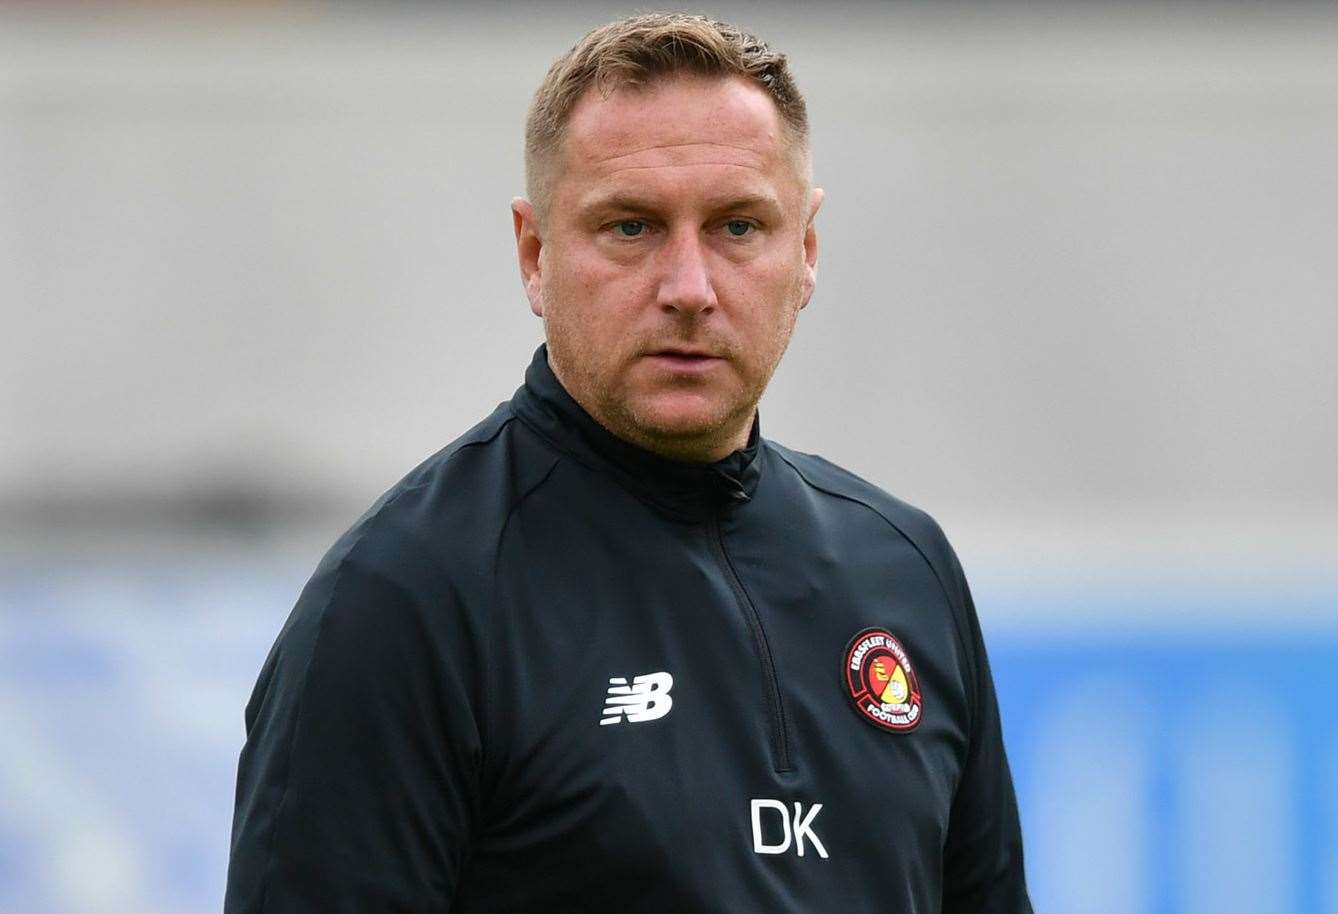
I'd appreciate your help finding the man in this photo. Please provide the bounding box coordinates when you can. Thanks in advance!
[225,13,1030,913]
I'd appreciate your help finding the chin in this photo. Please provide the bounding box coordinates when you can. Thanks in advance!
[628,398,739,445]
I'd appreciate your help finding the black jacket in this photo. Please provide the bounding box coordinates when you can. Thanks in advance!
[225,345,1031,913]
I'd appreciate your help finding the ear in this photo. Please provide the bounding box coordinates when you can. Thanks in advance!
[799,187,824,310]
[512,197,545,317]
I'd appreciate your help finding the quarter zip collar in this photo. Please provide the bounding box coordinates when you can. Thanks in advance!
[510,344,763,521]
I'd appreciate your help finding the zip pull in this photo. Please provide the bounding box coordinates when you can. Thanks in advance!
[711,468,752,505]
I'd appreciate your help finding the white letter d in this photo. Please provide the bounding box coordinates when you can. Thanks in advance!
[750,799,791,855]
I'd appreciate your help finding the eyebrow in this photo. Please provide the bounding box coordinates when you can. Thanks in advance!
[579,191,785,218]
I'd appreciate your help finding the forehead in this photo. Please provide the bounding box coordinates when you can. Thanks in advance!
[558,74,796,197]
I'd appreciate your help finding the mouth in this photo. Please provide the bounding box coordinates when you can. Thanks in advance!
[644,348,725,372]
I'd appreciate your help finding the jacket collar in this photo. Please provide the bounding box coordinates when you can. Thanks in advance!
[510,344,763,521]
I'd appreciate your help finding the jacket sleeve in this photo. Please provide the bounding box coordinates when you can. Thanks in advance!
[223,546,485,914]
[941,548,1033,914]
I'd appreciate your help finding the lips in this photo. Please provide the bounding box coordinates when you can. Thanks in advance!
[646,346,724,360]
[649,350,719,362]
[644,349,725,371]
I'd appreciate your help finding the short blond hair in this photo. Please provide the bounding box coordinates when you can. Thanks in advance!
[524,13,810,218]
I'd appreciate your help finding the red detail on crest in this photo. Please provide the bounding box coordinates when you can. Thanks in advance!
[842,627,923,733]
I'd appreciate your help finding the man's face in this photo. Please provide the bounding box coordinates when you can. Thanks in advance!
[513,74,823,462]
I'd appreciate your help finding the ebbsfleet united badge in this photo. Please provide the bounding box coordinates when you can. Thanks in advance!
[843,628,923,732]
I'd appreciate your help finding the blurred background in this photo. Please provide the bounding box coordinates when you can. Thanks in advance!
[2,2,1336,912]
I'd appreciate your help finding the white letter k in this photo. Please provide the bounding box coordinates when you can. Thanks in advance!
[792,802,828,859]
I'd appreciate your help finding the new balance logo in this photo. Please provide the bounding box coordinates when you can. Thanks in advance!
[600,672,674,725]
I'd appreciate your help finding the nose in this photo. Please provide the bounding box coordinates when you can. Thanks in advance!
[655,230,717,316]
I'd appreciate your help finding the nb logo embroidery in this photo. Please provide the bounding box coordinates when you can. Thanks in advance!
[600,672,674,725]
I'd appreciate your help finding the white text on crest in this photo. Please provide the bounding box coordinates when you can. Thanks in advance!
[849,635,886,671]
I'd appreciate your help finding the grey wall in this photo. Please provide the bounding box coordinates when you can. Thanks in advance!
[3,3,1335,583]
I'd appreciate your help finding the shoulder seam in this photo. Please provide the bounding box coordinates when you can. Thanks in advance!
[480,453,563,790]
[380,409,516,505]
[769,447,979,738]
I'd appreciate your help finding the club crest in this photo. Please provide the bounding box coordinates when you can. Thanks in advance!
[843,628,923,732]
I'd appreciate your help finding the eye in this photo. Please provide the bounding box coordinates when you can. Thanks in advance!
[725,219,755,237]
[613,220,647,238]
